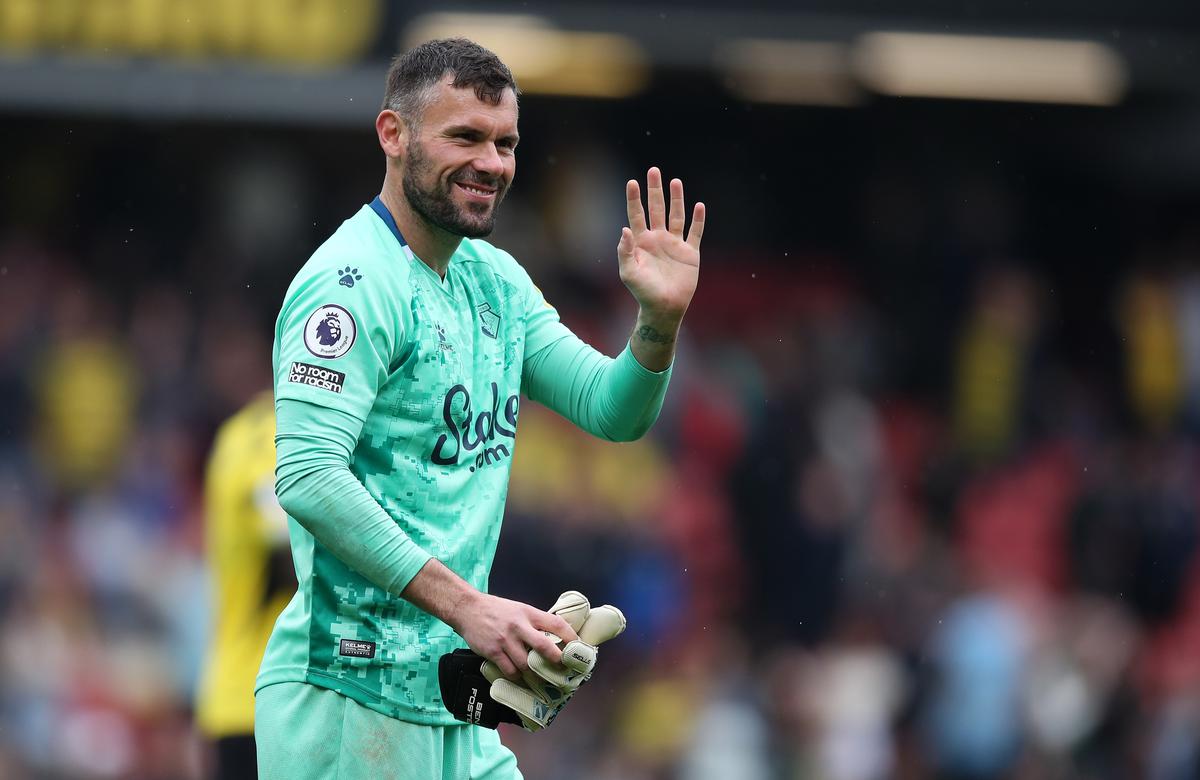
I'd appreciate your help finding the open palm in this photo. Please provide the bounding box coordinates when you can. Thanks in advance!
[618,167,705,320]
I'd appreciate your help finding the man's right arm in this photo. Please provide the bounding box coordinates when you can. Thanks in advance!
[274,399,431,595]
[274,400,575,677]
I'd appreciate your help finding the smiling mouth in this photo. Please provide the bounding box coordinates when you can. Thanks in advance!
[455,182,497,198]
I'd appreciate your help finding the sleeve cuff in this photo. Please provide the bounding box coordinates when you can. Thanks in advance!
[390,550,436,596]
[620,342,674,378]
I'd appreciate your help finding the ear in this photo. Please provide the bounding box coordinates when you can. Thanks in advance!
[376,110,408,160]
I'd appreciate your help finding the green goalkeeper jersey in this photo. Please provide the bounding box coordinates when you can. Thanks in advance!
[258,198,671,724]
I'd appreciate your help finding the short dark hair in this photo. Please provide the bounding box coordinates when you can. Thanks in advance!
[382,38,519,127]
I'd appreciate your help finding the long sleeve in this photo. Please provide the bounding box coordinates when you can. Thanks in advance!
[274,398,432,595]
[521,335,672,442]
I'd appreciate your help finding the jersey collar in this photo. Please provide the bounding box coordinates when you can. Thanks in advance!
[369,195,457,293]
[369,196,408,247]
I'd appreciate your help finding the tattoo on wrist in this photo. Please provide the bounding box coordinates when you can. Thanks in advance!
[635,325,675,345]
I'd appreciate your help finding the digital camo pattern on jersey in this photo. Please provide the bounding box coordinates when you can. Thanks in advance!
[260,200,571,724]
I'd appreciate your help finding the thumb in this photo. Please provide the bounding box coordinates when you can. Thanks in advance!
[617,227,636,267]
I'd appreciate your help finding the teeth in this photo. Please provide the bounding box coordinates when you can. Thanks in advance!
[461,184,493,196]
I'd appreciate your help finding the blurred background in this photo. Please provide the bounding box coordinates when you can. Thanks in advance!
[2,0,1200,778]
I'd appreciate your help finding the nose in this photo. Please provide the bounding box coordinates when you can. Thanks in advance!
[473,143,505,179]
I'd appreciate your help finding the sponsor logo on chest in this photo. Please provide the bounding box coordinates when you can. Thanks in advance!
[430,382,519,473]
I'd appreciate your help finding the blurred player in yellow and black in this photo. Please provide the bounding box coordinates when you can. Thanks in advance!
[196,391,295,779]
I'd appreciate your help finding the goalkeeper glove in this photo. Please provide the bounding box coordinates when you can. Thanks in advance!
[438,590,625,731]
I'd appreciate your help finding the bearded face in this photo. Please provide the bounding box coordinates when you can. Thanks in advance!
[402,136,509,239]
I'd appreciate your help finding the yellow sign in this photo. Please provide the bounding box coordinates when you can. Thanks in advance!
[0,0,382,66]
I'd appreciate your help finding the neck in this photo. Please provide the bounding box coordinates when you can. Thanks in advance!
[379,173,460,278]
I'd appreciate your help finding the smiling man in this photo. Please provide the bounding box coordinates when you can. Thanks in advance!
[254,38,704,780]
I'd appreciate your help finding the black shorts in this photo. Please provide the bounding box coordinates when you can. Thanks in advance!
[212,734,257,780]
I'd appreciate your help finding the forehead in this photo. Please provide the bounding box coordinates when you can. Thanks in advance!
[419,74,518,133]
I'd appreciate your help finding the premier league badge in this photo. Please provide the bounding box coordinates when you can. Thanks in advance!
[304,304,357,359]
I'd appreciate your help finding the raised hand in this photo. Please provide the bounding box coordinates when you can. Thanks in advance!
[618,167,705,322]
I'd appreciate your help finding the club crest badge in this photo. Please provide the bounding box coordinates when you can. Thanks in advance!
[477,302,500,339]
[304,304,357,359]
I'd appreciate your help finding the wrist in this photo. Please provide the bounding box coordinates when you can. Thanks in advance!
[634,310,682,349]
[630,311,682,373]
[635,308,684,334]
[405,558,482,633]
[446,586,483,633]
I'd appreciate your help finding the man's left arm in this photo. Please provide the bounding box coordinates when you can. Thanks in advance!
[617,166,704,371]
[521,167,704,440]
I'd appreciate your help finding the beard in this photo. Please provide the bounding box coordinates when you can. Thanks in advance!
[402,140,507,239]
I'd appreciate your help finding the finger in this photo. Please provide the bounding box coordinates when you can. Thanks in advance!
[646,167,666,231]
[533,611,580,645]
[503,637,533,676]
[617,226,635,264]
[668,178,685,237]
[579,605,627,645]
[489,651,519,680]
[527,611,578,651]
[686,201,706,250]
[625,179,647,234]
[617,228,637,284]
[546,591,590,631]
[524,626,565,665]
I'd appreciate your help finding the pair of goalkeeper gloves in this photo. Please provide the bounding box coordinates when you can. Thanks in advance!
[438,590,625,731]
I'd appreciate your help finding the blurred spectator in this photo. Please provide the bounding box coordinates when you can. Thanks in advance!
[952,266,1041,463]
[1119,273,1184,434]
[1175,268,1200,431]
[1022,596,1140,777]
[802,610,907,780]
[33,278,137,492]
[195,391,293,779]
[921,589,1029,780]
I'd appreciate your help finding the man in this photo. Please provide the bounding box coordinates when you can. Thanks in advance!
[195,391,294,779]
[255,38,704,779]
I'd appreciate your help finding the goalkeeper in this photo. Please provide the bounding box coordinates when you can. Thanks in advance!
[255,37,704,780]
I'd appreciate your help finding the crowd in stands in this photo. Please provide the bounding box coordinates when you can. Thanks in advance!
[2,122,1200,779]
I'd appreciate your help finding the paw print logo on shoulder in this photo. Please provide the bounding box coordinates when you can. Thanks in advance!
[337,266,363,288]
